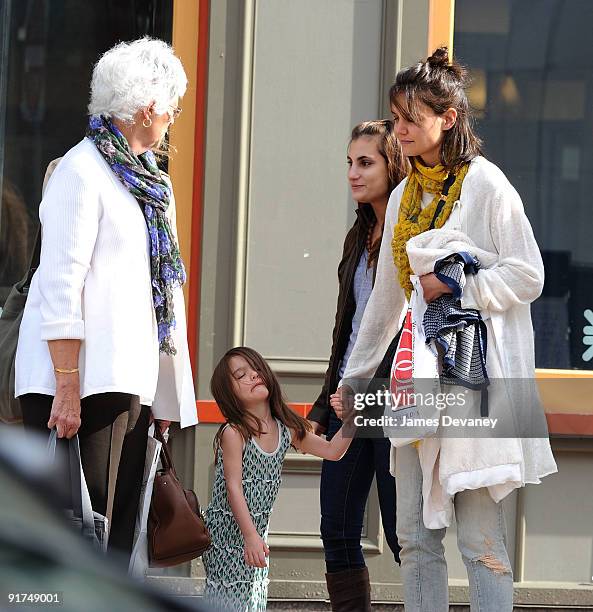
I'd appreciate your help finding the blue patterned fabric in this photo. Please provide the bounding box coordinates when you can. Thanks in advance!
[423,252,489,395]
[86,115,185,354]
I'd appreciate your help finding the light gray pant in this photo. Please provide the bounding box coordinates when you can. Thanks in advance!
[395,444,514,612]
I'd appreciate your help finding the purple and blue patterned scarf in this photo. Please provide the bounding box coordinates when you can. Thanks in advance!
[87,115,186,355]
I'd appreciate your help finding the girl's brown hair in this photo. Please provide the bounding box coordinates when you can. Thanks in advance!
[389,47,482,171]
[211,347,311,457]
[350,120,408,266]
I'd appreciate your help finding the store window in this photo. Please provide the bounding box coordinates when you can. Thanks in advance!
[0,0,173,306]
[454,0,593,370]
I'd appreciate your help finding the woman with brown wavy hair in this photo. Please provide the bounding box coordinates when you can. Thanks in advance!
[334,48,556,612]
[307,120,407,611]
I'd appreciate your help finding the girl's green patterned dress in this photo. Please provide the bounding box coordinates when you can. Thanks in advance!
[203,419,291,611]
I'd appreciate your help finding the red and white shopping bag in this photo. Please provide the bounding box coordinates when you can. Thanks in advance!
[386,276,441,447]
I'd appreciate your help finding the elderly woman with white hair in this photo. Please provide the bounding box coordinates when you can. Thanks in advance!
[15,38,198,557]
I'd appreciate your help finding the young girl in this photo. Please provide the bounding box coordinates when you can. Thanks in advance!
[202,346,355,612]
[333,48,557,612]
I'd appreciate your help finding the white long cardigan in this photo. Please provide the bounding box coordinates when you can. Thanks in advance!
[341,156,557,524]
[15,138,198,428]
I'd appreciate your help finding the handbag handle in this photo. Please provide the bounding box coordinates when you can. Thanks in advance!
[47,430,97,542]
[428,172,457,230]
[28,226,42,274]
[16,227,42,292]
[153,425,177,477]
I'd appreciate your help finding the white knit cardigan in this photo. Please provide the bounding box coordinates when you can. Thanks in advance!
[15,138,198,428]
[341,156,557,520]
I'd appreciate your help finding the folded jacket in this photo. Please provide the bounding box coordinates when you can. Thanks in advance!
[423,252,489,392]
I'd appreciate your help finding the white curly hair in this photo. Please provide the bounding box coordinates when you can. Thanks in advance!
[88,37,187,123]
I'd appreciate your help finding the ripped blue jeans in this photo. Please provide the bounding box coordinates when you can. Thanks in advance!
[395,444,513,612]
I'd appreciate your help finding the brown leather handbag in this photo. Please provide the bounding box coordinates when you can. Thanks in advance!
[147,427,211,567]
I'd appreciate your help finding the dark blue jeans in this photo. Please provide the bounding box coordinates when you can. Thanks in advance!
[320,410,401,573]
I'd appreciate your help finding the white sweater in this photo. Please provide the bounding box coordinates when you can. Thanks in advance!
[15,138,198,428]
[407,230,546,528]
[342,157,557,515]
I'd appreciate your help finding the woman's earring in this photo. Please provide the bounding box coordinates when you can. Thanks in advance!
[142,117,153,128]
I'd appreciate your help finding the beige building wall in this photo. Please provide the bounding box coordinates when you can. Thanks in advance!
[191,0,408,594]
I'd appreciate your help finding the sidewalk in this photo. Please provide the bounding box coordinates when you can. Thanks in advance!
[146,576,593,611]
[172,601,593,611]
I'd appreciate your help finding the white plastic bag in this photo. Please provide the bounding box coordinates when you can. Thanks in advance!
[47,430,109,552]
[128,432,162,577]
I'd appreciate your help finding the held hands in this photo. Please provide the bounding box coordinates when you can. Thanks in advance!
[149,411,172,434]
[157,419,172,434]
[329,389,345,420]
[419,273,453,303]
[47,374,81,439]
[329,386,355,425]
[244,532,270,568]
[308,420,326,436]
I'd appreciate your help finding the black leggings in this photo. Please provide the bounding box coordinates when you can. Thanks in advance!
[320,329,404,573]
[320,410,401,573]
[20,392,150,557]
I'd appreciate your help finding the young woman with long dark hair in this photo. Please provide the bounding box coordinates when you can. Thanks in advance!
[308,120,407,611]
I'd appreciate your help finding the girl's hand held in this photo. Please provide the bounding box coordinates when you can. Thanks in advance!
[330,385,355,422]
[329,391,344,419]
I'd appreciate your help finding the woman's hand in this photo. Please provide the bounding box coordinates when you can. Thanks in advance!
[244,532,269,568]
[149,413,172,434]
[48,374,81,438]
[157,419,171,433]
[419,273,453,303]
[47,340,82,438]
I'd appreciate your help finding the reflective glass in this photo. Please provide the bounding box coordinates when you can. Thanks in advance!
[0,0,173,306]
[455,0,593,369]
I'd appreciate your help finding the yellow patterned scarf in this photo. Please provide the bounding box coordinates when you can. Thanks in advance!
[392,159,469,298]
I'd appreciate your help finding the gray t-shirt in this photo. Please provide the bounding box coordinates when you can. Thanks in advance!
[338,249,374,379]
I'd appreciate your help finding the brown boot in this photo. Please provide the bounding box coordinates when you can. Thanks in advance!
[325,567,372,611]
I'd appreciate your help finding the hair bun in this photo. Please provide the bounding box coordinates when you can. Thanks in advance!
[427,46,450,68]
[426,46,465,81]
